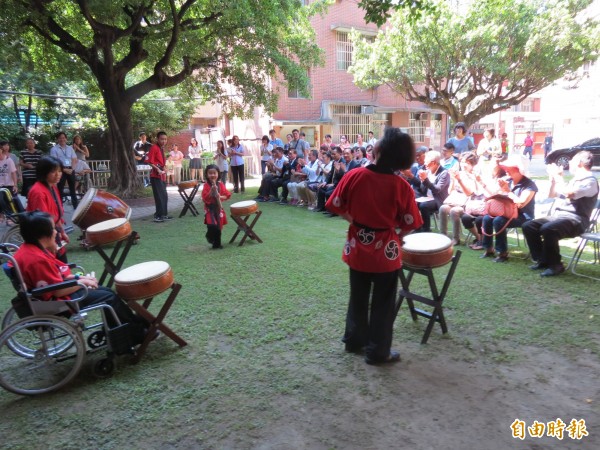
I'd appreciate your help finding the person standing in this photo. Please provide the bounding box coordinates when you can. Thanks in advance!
[202,164,231,249]
[543,132,553,159]
[259,135,273,175]
[214,140,229,184]
[170,144,184,185]
[72,135,90,161]
[50,131,79,209]
[448,122,475,155]
[367,131,377,147]
[523,131,534,161]
[133,132,152,187]
[187,137,204,182]
[146,131,171,222]
[500,132,510,157]
[0,141,18,196]
[19,138,44,197]
[229,135,245,193]
[325,127,423,364]
[269,129,283,150]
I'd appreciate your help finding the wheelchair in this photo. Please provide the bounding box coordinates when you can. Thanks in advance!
[0,243,137,395]
[0,188,24,247]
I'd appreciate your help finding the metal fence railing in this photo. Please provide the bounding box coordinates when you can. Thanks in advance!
[88,156,255,188]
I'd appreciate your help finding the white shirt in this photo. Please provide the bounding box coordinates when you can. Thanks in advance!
[50,144,77,168]
[230,144,245,167]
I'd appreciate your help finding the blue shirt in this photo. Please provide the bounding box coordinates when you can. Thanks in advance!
[270,138,283,149]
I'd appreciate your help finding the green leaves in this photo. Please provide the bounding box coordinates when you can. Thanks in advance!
[351,0,599,127]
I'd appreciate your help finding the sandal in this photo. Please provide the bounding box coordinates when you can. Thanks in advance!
[469,241,483,250]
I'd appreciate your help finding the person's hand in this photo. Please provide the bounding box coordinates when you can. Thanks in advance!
[418,169,428,181]
[498,178,510,193]
[400,169,413,178]
[80,276,98,289]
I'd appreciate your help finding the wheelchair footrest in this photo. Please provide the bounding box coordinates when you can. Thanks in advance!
[107,324,134,355]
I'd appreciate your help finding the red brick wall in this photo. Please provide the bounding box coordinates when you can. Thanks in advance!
[167,130,195,157]
[273,0,433,122]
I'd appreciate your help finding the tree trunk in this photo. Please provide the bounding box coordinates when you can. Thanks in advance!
[103,95,140,198]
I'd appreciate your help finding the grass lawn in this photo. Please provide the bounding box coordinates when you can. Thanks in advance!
[1,189,599,449]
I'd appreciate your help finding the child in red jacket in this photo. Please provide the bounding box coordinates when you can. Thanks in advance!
[202,164,231,249]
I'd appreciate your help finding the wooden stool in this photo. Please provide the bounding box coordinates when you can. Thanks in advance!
[85,218,138,288]
[394,233,461,344]
[229,200,263,247]
[114,261,187,363]
[177,180,200,217]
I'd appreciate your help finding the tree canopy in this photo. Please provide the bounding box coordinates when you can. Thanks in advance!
[351,0,600,128]
[2,0,322,195]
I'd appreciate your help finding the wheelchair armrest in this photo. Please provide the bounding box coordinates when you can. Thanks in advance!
[31,279,79,295]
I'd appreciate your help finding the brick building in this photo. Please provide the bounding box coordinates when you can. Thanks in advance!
[271,0,448,149]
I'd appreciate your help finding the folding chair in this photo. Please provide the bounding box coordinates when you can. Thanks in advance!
[567,199,600,280]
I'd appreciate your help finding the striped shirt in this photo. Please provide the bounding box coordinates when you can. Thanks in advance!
[20,150,44,180]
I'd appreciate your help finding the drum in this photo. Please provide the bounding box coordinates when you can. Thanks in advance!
[230,200,258,216]
[72,188,132,230]
[114,261,174,301]
[178,180,198,190]
[85,218,131,247]
[402,233,454,269]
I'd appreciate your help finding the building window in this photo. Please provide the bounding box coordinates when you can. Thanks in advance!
[511,98,535,112]
[407,113,427,142]
[331,104,372,143]
[336,31,374,71]
[288,73,310,99]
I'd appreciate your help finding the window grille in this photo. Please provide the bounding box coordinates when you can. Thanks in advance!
[511,98,534,112]
[336,32,374,71]
[407,113,427,142]
[331,104,372,144]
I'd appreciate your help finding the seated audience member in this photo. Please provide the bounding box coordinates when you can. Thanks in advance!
[290,149,321,206]
[523,151,599,276]
[465,165,506,250]
[399,146,428,196]
[277,149,299,204]
[441,142,460,171]
[415,151,450,232]
[439,152,478,245]
[353,147,369,167]
[13,211,150,346]
[256,147,287,201]
[74,158,92,194]
[341,148,361,173]
[314,147,344,213]
[480,157,538,262]
[308,151,332,210]
[365,145,375,166]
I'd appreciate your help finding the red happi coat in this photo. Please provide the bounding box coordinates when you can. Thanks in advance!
[202,181,231,229]
[325,166,423,272]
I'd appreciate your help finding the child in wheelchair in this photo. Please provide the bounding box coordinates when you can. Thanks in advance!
[11,211,150,349]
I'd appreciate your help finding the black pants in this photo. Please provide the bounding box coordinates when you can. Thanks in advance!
[269,177,285,198]
[76,287,147,344]
[150,177,168,218]
[231,165,245,193]
[258,174,274,197]
[205,224,222,248]
[317,185,335,209]
[522,216,584,266]
[418,200,438,232]
[58,171,79,209]
[281,179,291,200]
[343,269,399,361]
[21,178,36,197]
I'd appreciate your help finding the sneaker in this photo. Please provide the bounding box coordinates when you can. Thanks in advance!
[469,241,484,250]
[153,217,164,223]
[297,201,305,207]
[493,252,509,263]
[278,199,288,204]
[162,216,174,220]
[268,197,280,202]
[540,264,565,277]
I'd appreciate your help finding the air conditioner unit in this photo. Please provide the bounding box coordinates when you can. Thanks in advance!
[361,105,375,115]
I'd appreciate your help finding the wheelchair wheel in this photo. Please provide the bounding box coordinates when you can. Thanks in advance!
[0,316,85,395]
[1,308,75,359]
[87,330,106,349]
[2,226,23,247]
[93,357,114,378]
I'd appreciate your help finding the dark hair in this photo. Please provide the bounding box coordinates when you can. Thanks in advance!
[324,151,332,159]
[310,149,318,158]
[454,122,466,133]
[269,129,276,134]
[368,131,374,135]
[491,166,506,179]
[19,211,55,245]
[0,140,8,147]
[357,147,366,158]
[156,131,167,138]
[319,144,329,152]
[139,132,147,138]
[443,142,456,151]
[217,140,225,150]
[375,127,415,172]
[275,146,285,153]
[486,128,496,138]
[36,156,63,182]
[204,164,220,181]
[292,129,299,133]
[261,135,269,143]
[331,146,342,155]
[55,131,67,139]
[325,134,332,139]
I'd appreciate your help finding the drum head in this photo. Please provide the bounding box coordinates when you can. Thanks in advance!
[72,188,97,223]
[115,261,171,284]
[231,200,256,208]
[86,218,128,233]
[403,232,452,253]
